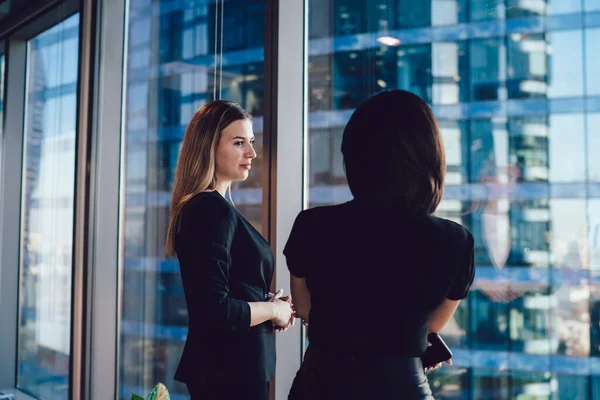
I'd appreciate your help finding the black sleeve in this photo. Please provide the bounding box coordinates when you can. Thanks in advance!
[283,210,310,278]
[178,194,251,333]
[447,231,476,301]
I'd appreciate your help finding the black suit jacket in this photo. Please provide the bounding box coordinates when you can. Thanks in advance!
[174,191,276,384]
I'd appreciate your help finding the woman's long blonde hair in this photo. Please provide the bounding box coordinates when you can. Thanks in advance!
[165,100,251,257]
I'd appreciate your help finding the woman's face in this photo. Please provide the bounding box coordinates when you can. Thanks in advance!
[215,118,256,185]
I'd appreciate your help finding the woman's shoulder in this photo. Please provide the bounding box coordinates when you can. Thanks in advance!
[300,202,352,216]
[186,190,229,206]
[426,215,473,247]
[294,203,350,225]
[182,191,236,221]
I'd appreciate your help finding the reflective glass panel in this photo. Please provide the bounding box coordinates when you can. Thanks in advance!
[119,1,265,398]
[17,14,80,400]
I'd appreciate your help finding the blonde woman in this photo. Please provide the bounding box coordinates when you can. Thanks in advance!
[166,100,294,400]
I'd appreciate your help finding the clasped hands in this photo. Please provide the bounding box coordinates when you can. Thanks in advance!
[267,289,296,332]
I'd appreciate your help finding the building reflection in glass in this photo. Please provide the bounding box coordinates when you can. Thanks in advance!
[120,1,265,398]
[305,1,600,398]
[117,0,600,398]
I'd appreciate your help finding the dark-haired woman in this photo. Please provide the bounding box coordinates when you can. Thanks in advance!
[285,90,475,399]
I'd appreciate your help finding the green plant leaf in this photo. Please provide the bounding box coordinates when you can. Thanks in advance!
[130,392,145,400]
[147,383,170,400]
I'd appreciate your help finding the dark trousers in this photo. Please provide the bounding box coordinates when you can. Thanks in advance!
[289,344,434,400]
[187,381,269,400]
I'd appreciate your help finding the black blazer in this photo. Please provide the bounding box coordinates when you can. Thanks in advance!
[174,191,276,384]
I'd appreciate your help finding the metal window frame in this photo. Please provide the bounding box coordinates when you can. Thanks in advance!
[273,0,308,399]
[0,35,27,394]
[71,0,97,398]
[0,1,101,399]
[0,32,64,400]
[86,0,126,398]
[0,1,81,392]
[0,0,70,39]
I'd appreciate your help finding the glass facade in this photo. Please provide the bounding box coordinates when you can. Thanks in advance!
[306,0,600,398]
[17,14,80,400]
[119,1,265,398]
[4,1,600,399]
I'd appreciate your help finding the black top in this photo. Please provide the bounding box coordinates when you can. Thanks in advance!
[284,200,475,358]
[174,191,276,384]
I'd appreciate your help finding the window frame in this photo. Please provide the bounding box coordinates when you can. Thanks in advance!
[0,1,91,399]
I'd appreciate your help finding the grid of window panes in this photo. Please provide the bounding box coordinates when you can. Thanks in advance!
[308,0,600,398]
[119,1,265,399]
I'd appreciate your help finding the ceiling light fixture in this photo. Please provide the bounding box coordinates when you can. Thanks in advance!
[377,36,401,46]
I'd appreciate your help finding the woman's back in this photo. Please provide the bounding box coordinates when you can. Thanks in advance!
[286,90,474,399]
[284,200,474,358]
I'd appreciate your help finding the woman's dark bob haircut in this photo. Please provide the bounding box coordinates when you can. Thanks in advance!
[341,90,445,214]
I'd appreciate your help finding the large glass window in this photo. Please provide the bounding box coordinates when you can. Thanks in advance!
[396,0,431,29]
[469,118,510,184]
[473,368,510,399]
[586,29,600,97]
[432,41,468,104]
[590,200,600,275]
[547,0,582,15]
[470,38,506,102]
[588,114,600,182]
[307,0,600,397]
[547,30,584,99]
[469,0,504,22]
[508,116,549,182]
[506,0,545,19]
[17,14,80,400]
[507,33,547,100]
[432,0,467,26]
[439,120,469,184]
[429,366,471,398]
[119,1,265,398]
[548,114,586,182]
[587,0,600,11]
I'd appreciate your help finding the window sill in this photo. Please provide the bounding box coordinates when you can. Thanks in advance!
[0,389,38,400]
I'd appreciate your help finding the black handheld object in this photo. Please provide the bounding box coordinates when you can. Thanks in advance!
[421,333,452,369]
